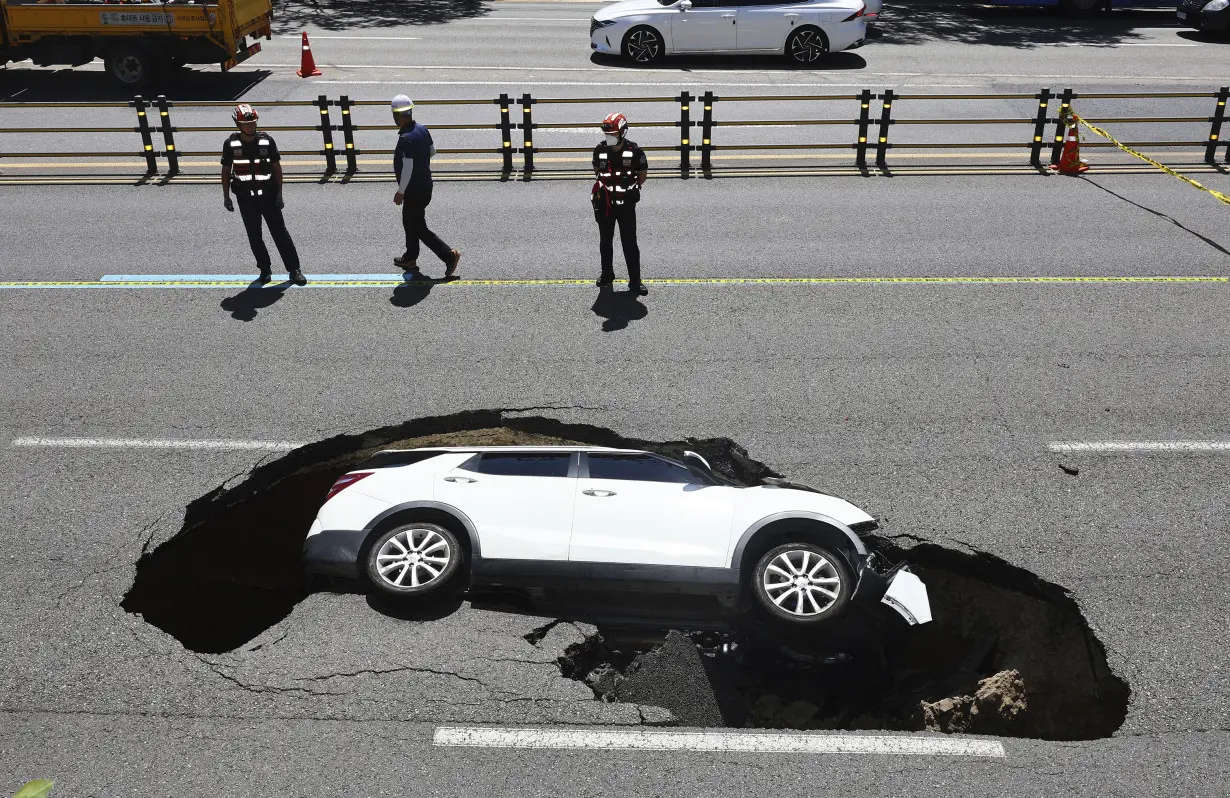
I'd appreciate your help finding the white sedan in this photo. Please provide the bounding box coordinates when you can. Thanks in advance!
[590,0,869,65]
[303,445,931,628]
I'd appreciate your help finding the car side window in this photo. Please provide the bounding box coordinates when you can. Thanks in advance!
[588,454,699,484]
[467,453,572,478]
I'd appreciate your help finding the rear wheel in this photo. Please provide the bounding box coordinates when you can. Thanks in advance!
[786,27,829,65]
[105,44,155,88]
[751,542,852,626]
[623,26,664,64]
[364,522,464,600]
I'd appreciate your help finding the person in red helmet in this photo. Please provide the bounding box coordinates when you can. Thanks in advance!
[221,103,306,286]
[592,111,649,296]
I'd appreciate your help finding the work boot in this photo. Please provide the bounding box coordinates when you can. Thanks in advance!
[630,282,648,296]
[445,249,461,278]
[257,268,272,285]
[289,269,307,286]
[394,255,417,271]
[596,275,614,288]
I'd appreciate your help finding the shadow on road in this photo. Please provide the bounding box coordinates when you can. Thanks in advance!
[591,286,648,332]
[272,0,491,33]
[0,67,270,104]
[220,282,291,321]
[591,52,866,72]
[877,6,1182,47]
[1077,176,1230,258]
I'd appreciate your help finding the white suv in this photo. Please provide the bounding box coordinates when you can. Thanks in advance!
[303,446,931,628]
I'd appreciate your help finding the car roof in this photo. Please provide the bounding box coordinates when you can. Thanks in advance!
[373,445,646,454]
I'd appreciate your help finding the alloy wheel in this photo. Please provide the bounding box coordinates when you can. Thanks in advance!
[627,29,662,63]
[790,30,826,64]
[375,527,452,588]
[761,549,842,617]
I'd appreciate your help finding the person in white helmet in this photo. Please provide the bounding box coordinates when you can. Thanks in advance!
[390,94,460,280]
[220,103,306,286]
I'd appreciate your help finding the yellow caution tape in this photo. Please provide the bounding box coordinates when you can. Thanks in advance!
[1076,117,1230,206]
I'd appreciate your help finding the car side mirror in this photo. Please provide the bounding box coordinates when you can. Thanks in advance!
[679,0,692,9]
[682,450,712,472]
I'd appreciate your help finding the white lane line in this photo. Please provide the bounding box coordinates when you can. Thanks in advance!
[277,35,421,40]
[1046,42,1199,47]
[311,81,985,88]
[432,727,1007,757]
[12,437,304,451]
[1049,441,1230,453]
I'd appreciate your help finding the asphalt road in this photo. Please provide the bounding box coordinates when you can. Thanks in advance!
[1,2,1229,797]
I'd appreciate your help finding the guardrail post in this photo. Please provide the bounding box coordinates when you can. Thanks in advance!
[1205,85,1228,166]
[337,95,357,174]
[497,93,514,174]
[154,95,178,176]
[130,94,158,176]
[855,88,872,170]
[1050,87,1074,166]
[875,89,894,169]
[520,93,535,176]
[1030,87,1051,169]
[316,94,336,177]
[679,91,692,177]
[700,90,714,174]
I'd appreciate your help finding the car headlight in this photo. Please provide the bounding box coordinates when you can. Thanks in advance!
[1205,0,1228,11]
[590,18,618,35]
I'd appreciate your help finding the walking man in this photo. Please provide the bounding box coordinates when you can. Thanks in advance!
[391,94,460,279]
[221,104,306,286]
[592,112,649,296]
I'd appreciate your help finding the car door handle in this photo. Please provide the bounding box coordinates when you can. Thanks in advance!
[721,13,736,18]
[785,12,799,17]
[443,476,476,483]
[582,489,616,497]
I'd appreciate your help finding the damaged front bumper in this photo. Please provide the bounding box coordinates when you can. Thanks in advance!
[854,553,933,625]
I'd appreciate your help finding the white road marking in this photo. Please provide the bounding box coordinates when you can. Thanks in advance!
[1046,43,1199,47]
[1049,441,1230,453]
[11,437,304,451]
[277,35,422,40]
[432,727,1007,757]
[311,81,986,88]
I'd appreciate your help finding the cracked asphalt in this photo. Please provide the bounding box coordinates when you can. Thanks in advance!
[1,2,1229,795]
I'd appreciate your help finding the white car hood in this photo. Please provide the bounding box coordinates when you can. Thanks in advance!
[737,484,876,528]
[595,0,672,22]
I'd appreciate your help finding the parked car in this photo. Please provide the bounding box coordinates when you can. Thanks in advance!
[589,0,869,66]
[303,446,932,628]
[1177,0,1230,32]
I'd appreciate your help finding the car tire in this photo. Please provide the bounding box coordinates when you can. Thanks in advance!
[786,27,829,66]
[105,43,156,88]
[363,522,463,600]
[750,542,851,626]
[623,26,664,64]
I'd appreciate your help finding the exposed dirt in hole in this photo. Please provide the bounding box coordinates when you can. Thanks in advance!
[121,409,1128,739]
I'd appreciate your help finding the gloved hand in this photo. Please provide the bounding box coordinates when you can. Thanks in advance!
[224,196,234,212]
[276,195,285,210]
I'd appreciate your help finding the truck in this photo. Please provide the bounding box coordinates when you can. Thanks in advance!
[0,0,273,87]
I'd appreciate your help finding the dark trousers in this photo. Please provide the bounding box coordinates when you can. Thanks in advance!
[236,190,299,272]
[597,203,641,285]
[402,186,453,264]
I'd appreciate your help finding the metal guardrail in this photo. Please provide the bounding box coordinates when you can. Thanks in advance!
[0,87,1226,179]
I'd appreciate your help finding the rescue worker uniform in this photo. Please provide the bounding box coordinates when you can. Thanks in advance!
[392,99,459,277]
[221,130,304,284]
[592,128,648,295]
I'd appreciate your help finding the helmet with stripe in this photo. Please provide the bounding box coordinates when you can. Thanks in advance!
[601,112,628,138]
[232,104,259,124]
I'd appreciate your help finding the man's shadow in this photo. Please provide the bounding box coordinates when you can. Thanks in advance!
[390,273,437,307]
[220,281,290,321]
[591,285,648,332]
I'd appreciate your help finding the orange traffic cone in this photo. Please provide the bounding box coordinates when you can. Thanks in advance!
[1050,121,1088,175]
[296,31,322,78]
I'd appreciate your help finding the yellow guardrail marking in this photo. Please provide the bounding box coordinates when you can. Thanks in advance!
[0,276,1225,289]
[1077,118,1230,206]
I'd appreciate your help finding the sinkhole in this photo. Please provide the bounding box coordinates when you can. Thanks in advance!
[121,409,1128,740]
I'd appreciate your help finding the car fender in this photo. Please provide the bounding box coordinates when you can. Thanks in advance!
[728,510,868,570]
[363,500,483,561]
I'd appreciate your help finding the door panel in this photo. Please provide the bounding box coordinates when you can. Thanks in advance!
[671,2,738,52]
[736,1,801,51]
[433,453,576,561]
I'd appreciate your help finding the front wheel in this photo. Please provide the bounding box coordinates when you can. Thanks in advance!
[364,522,463,600]
[105,44,155,87]
[623,26,664,64]
[786,27,828,65]
[751,542,851,626]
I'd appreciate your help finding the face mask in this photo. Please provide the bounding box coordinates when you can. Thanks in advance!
[604,134,620,146]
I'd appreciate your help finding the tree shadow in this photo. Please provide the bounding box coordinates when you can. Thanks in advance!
[876,6,1176,47]
[0,66,270,104]
[591,285,648,332]
[273,0,492,33]
[591,52,867,72]
[220,282,291,321]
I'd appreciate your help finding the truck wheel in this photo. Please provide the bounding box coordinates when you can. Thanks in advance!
[105,44,155,88]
